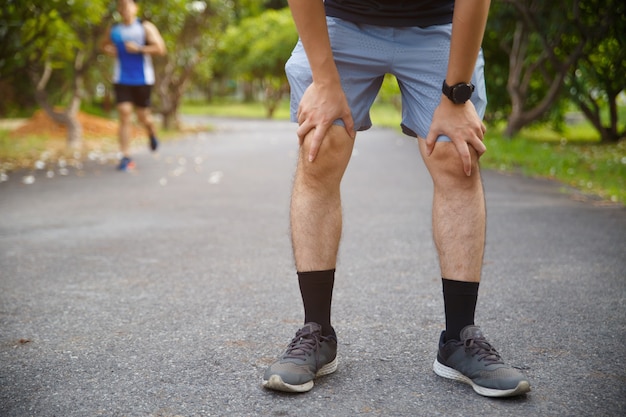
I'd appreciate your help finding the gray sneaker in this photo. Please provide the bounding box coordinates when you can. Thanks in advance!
[262,322,338,393]
[433,325,531,397]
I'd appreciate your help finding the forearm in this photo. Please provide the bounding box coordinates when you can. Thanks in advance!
[101,43,117,56]
[141,43,165,56]
[287,0,339,86]
[99,28,116,56]
[446,0,490,84]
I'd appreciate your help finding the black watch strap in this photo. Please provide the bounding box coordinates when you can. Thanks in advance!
[442,80,475,104]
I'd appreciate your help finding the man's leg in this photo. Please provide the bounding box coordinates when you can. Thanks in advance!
[116,102,135,170]
[420,140,530,397]
[135,107,156,137]
[291,125,354,335]
[419,139,484,340]
[262,125,354,393]
[135,106,159,151]
[418,140,485,282]
[291,125,355,272]
[117,102,134,158]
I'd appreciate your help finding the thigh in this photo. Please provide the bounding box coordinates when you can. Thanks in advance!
[134,106,152,125]
[131,85,152,108]
[391,24,487,141]
[285,17,391,132]
[116,101,133,121]
[113,84,133,105]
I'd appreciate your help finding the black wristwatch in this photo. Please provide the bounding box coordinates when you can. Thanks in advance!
[442,80,475,104]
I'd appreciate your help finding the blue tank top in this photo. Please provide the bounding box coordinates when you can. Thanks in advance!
[110,19,155,85]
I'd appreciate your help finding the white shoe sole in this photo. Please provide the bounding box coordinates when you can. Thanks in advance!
[433,358,531,397]
[262,357,338,393]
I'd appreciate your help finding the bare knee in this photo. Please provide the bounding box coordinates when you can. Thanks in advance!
[420,141,482,191]
[297,125,355,189]
[117,103,133,124]
[136,108,152,127]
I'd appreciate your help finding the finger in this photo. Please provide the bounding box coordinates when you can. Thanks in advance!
[296,106,303,124]
[424,131,437,156]
[296,120,314,143]
[463,157,472,176]
[474,139,487,157]
[308,128,325,162]
[469,132,487,157]
[457,143,472,176]
[471,125,487,158]
[342,113,356,139]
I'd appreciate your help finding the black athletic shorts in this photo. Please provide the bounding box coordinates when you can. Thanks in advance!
[113,84,153,108]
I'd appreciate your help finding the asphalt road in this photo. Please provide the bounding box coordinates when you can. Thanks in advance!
[1,118,625,417]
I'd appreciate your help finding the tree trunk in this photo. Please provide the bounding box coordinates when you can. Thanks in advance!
[502,1,586,138]
[155,55,196,131]
[263,80,288,119]
[161,109,179,130]
[31,60,84,148]
[503,21,574,138]
[576,96,622,143]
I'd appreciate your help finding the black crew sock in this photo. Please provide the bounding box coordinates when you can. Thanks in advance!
[442,278,479,342]
[298,269,335,337]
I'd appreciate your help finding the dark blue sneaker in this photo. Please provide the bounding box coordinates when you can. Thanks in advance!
[117,156,135,171]
[149,134,158,151]
[263,322,338,393]
[433,325,531,397]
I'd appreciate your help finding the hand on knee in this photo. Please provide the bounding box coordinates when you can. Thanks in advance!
[298,125,354,186]
[422,141,481,190]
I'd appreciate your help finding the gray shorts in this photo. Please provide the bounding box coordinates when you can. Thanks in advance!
[285,17,487,141]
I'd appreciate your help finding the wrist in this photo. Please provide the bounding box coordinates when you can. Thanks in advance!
[310,55,341,86]
[442,80,475,104]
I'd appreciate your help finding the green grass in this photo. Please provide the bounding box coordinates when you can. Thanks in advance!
[2,100,624,205]
[0,124,177,173]
[0,131,51,164]
[181,100,291,120]
[481,131,625,204]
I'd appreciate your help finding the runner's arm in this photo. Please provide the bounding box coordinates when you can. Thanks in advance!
[124,21,167,56]
[99,26,117,57]
[142,21,167,56]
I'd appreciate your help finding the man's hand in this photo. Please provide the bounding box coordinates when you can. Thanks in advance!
[296,81,355,162]
[124,41,143,54]
[425,98,486,176]
[101,44,117,56]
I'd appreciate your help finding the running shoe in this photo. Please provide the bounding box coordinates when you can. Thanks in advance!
[433,325,531,397]
[263,322,338,393]
[117,156,135,171]
[149,134,159,151]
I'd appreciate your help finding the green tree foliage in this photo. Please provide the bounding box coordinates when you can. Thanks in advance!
[215,8,297,117]
[229,0,287,21]
[0,0,111,145]
[564,0,625,143]
[491,0,586,137]
[486,0,623,140]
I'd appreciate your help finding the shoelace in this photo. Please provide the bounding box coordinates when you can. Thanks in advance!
[283,327,324,360]
[464,337,505,365]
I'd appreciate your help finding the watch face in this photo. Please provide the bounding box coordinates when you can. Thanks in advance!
[453,84,473,103]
